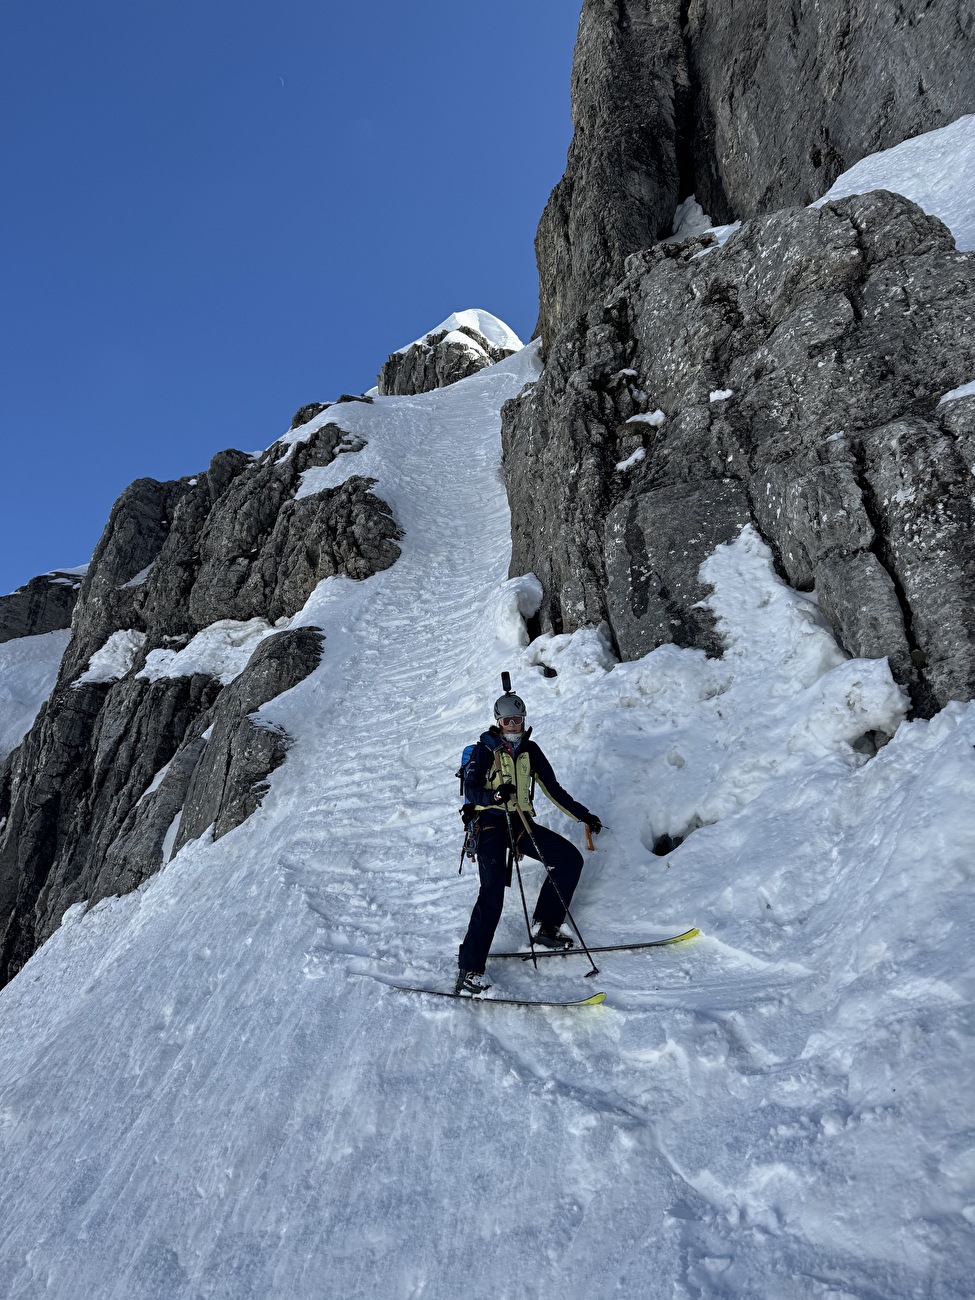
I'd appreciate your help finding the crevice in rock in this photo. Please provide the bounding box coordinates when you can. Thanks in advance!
[673,0,697,208]
[675,1,735,226]
[847,441,935,716]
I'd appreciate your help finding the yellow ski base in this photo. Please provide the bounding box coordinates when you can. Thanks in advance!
[396,986,607,1008]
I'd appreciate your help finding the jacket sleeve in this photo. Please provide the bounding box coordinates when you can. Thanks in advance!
[529,743,591,823]
[464,741,498,809]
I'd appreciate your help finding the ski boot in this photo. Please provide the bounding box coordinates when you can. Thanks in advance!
[533,923,574,950]
[454,969,491,996]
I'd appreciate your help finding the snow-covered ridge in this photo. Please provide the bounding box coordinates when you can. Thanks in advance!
[393,307,523,355]
[138,618,282,686]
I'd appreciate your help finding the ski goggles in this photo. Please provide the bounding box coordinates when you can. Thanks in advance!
[498,715,525,725]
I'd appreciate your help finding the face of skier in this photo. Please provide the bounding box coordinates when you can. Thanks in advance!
[498,713,524,737]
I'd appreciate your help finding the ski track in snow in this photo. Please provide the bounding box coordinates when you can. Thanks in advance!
[0,336,974,1298]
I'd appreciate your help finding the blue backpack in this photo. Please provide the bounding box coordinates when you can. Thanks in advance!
[456,743,479,820]
[455,744,482,873]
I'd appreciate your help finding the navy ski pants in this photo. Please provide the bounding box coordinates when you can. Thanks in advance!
[458,816,584,975]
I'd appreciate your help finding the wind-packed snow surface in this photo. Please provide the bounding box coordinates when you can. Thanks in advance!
[2,327,975,1299]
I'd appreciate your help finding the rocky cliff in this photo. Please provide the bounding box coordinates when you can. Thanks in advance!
[0,412,400,985]
[506,189,975,718]
[537,0,975,345]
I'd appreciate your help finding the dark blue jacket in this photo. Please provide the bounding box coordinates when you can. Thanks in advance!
[464,727,592,824]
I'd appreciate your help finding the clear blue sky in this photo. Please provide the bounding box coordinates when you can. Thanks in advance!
[0,1,578,595]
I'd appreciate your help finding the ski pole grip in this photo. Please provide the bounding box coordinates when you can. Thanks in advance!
[585,826,595,852]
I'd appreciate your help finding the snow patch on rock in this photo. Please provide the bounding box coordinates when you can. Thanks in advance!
[939,378,975,406]
[670,195,713,240]
[615,447,646,472]
[815,112,975,250]
[138,619,276,686]
[486,574,544,650]
[74,629,147,687]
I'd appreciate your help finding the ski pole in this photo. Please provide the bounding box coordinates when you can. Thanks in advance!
[585,826,595,852]
[504,807,538,970]
[515,808,600,978]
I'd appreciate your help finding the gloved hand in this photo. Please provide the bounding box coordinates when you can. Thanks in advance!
[585,815,603,835]
[494,782,516,804]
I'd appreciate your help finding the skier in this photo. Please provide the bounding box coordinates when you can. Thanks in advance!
[455,689,602,995]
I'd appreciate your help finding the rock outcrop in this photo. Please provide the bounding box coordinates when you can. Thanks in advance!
[60,422,398,681]
[0,571,83,644]
[535,0,687,349]
[537,0,975,345]
[504,190,975,715]
[0,417,401,987]
[378,311,521,396]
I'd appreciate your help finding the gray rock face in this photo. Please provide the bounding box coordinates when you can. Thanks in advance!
[0,572,83,645]
[503,191,975,714]
[536,0,686,348]
[62,477,194,678]
[684,0,975,223]
[0,413,399,987]
[378,325,517,396]
[60,422,399,681]
[605,481,754,659]
[0,671,221,982]
[537,0,975,344]
[175,628,325,849]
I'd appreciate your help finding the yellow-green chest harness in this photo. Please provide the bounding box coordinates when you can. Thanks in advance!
[475,745,536,816]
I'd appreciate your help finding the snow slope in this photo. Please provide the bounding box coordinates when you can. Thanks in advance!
[0,628,71,759]
[815,112,975,251]
[1,332,973,1298]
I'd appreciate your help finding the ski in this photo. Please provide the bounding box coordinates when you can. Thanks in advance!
[394,986,607,1008]
[490,928,700,961]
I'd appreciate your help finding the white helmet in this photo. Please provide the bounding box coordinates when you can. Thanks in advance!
[494,692,526,722]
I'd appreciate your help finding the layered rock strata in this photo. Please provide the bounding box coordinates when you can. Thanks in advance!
[537,0,975,344]
[0,419,401,986]
[503,190,975,715]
